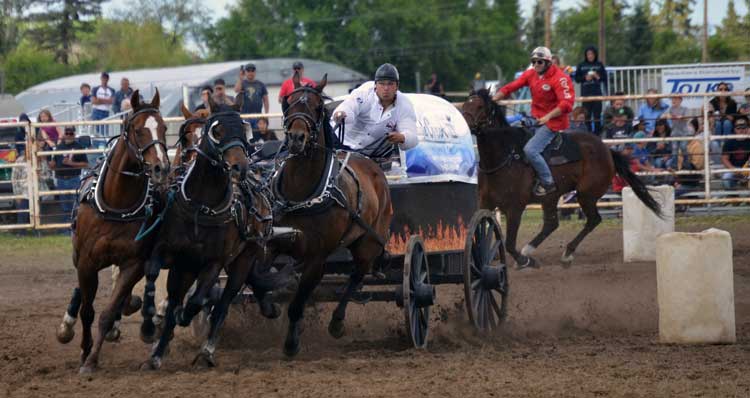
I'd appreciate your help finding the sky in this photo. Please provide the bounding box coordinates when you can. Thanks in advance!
[104,0,748,39]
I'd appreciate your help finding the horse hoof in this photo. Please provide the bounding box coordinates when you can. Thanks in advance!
[328,319,345,339]
[122,296,143,316]
[560,252,574,268]
[56,324,75,344]
[78,365,95,375]
[283,341,300,358]
[140,358,161,371]
[175,307,191,327]
[516,256,536,270]
[104,326,121,342]
[192,352,216,368]
[259,301,281,319]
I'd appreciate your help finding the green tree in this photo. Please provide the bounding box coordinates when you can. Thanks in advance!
[552,0,629,66]
[2,42,70,93]
[111,0,203,50]
[79,19,195,71]
[624,0,653,66]
[523,0,546,54]
[655,0,695,36]
[25,0,105,64]
[0,0,26,58]
[708,0,750,61]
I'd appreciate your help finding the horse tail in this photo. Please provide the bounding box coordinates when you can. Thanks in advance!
[610,149,664,219]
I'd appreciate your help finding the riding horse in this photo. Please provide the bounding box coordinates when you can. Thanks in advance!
[273,72,392,357]
[55,90,171,373]
[140,96,278,370]
[461,89,662,268]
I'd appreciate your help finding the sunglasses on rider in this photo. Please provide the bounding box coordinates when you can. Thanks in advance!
[532,59,547,66]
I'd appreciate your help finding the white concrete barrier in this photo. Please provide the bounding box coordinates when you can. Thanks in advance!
[623,185,675,262]
[656,228,735,344]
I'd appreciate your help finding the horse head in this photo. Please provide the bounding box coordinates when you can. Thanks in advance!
[176,103,207,165]
[123,89,170,186]
[283,71,328,155]
[461,88,508,135]
[199,94,250,181]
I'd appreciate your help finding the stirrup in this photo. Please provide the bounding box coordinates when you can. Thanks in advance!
[533,180,557,196]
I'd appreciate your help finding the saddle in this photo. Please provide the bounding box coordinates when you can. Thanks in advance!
[522,130,582,166]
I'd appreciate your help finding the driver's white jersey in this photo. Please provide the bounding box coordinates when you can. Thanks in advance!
[330,81,418,151]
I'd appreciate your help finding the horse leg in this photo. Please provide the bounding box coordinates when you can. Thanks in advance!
[77,263,98,367]
[56,286,81,344]
[140,255,162,343]
[194,251,256,368]
[247,257,282,320]
[328,237,376,339]
[521,198,561,263]
[175,262,222,327]
[504,208,535,269]
[561,195,602,267]
[284,259,325,358]
[80,261,143,373]
[141,268,196,371]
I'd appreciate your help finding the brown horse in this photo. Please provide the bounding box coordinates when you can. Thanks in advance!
[55,90,170,373]
[140,96,277,370]
[174,104,208,167]
[273,72,392,357]
[461,89,661,268]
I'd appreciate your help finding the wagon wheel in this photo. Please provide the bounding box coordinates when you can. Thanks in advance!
[463,210,508,332]
[402,235,434,349]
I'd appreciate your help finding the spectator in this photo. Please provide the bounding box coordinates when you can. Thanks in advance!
[13,113,30,155]
[91,72,115,136]
[234,63,269,130]
[48,126,88,223]
[213,78,234,106]
[603,109,633,150]
[710,82,738,135]
[651,119,672,169]
[739,87,750,116]
[632,118,646,134]
[551,55,573,75]
[12,135,53,229]
[662,95,690,169]
[37,109,61,148]
[574,46,608,135]
[424,72,445,97]
[249,117,278,146]
[112,77,134,115]
[471,72,485,92]
[278,61,316,104]
[720,115,750,189]
[603,91,635,125]
[637,88,668,135]
[78,83,91,119]
[569,106,588,132]
[194,86,213,112]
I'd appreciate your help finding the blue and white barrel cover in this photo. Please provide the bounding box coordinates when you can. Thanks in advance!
[403,94,476,180]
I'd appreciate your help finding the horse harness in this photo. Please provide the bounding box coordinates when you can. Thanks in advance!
[74,108,169,240]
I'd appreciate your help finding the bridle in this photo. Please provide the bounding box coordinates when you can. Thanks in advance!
[174,117,206,163]
[119,107,169,177]
[283,86,329,156]
[464,93,501,135]
[190,111,249,172]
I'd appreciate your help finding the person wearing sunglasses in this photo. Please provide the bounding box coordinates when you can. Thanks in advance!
[492,46,576,196]
[49,126,89,224]
[710,82,738,136]
[278,61,317,104]
[720,115,750,189]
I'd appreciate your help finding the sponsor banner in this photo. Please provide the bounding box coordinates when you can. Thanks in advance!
[661,67,749,108]
[403,93,476,181]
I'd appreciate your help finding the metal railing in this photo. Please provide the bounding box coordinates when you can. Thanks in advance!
[0,91,748,231]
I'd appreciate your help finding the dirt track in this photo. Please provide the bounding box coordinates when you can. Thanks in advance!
[1,216,750,397]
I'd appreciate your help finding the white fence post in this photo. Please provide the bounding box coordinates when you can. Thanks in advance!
[702,95,711,209]
[29,125,41,229]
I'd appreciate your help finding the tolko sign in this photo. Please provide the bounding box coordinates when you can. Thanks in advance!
[662,66,748,108]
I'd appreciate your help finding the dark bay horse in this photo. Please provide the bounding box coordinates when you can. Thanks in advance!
[273,72,392,357]
[56,90,170,373]
[461,89,662,268]
[140,96,277,370]
[174,104,208,167]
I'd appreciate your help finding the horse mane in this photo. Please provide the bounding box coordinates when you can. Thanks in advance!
[470,88,509,128]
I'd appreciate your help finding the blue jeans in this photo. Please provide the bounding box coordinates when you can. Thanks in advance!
[56,176,81,222]
[91,109,110,136]
[15,199,29,225]
[523,125,556,185]
[721,172,742,189]
[715,119,733,135]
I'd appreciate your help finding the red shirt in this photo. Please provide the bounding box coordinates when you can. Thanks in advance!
[499,65,575,132]
[278,77,317,99]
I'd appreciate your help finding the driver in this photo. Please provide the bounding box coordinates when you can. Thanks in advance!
[331,63,418,158]
[493,46,575,196]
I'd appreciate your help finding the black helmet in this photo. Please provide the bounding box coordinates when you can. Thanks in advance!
[374,63,399,83]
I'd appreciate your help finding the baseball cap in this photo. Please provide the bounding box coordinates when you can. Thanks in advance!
[633,132,647,139]
[64,126,76,133]
[632,118,643,127]
[244,63,256,71]
[292,61,304,69]
[101,72,110,78]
